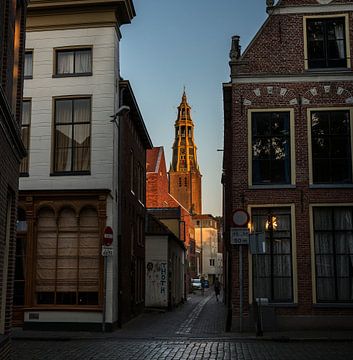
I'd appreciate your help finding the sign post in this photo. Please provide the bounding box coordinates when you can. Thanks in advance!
[102,226,113,332]
[231,209,250,333]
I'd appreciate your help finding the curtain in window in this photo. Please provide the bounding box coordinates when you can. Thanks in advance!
[315,207,353,302]
[36,208,57,292]
[24,53,32,77]
[75,50,91,73]
[252,208,292,302]
[334,22,345,59]
[73,99,90,171]
[20,101,31,173]
[314,208,335,301]
[334,209,353,300]
[79,208,99,293]
[57,51,74,74]
[55,100,72,172]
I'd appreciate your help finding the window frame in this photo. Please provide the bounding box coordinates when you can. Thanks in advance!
[248,108,296,187]
[248,204,298,305]
[307,107,353,186]
[303,14,351,70]
[53,46,93,78]
[34,206,102,307]
[24,50,33,79]
[20,99,31,176]
[52,96,92,176]
[310,204,353,304]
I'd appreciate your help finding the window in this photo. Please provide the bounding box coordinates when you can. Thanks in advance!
[252,207,293,303]
[251,111,291,185]
[130,150,134,192]
[53,98,91,174]
[24,51,33,78]
[210,259,215,266]
[314,207,353,302]
[0,192,13,333]
[55,48,92,76]
[20,100,31,175]
[310,110,352,184]
[306,17,347,69]
[35,207,100,305]
[14,209,27,306]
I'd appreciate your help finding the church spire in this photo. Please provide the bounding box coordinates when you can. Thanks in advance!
[171,90,199,172]
[169,90,202,215]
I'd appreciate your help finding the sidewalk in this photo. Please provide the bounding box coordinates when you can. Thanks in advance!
[11,290,353,343]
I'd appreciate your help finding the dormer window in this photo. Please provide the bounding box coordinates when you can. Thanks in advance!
[305,16,349,69]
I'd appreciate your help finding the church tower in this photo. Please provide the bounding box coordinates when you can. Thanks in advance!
[169,91,202,215]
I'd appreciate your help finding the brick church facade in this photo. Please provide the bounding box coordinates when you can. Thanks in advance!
[223,0,353,331]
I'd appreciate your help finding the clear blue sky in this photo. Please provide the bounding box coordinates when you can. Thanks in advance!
[120,0,268,216]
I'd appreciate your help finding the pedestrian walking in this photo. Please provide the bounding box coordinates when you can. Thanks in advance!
[214,278,221,302]
[201,276,206,296]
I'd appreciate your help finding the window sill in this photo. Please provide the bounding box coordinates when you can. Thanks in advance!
[249,184,296,190]
[52,73,92,78]
[19,172,29,177]
[313,303,353,308]
[24,76,33,80]
[50,171,91,176]
[309,184,353,189]
[305,67,351,74]
[250,302,297,307]
[24,306,102,311]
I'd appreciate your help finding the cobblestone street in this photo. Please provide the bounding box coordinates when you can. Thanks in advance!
[12,290,353,360]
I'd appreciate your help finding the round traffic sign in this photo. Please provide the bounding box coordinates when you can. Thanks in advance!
[103,226,113,246]
[232,209,250,227]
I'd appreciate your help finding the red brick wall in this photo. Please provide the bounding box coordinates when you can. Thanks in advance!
[238,12,353,75]
[0,1,27,356]
[225,1,353,328]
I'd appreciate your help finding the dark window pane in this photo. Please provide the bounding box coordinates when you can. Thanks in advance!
[78,292,98,305]
[273,278,292,301]
[252,112,290,185]
[37,292,55,304]
[337,278,351,301]
[311,110,352,184]
[331,160,351,183]
[56,292,77,305]
[307,18,346,69]
[317,278,335,301]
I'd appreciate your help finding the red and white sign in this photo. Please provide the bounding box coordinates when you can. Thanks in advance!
[103,226,113,246]
[232,209,250,227]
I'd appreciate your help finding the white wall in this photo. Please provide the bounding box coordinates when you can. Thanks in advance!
[22,26,121,325]
[21,26,118,191]
[145,236,168,308]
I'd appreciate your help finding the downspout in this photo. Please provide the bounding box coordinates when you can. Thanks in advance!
[117,86,126,328]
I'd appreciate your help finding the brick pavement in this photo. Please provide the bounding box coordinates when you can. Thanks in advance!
[11,290,353,359]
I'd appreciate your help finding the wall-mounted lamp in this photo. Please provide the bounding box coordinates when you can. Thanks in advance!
[110,105,131,124]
